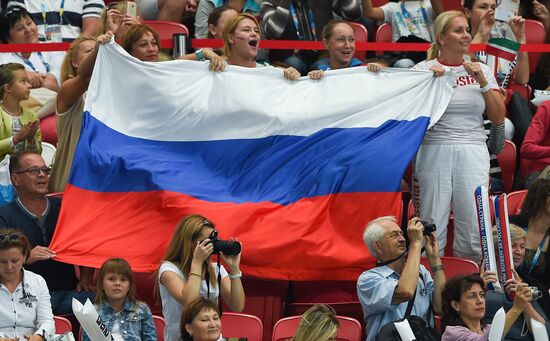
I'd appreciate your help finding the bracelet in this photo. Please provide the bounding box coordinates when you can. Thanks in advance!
[480,83,492,93]
[189,272,202,278]
[431,265,444,273]
[229,271,242,279]
[195,48,205,61]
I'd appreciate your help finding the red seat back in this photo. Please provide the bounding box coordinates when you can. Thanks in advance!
[133,272,162,315]
[272,315,362,341]
[506,189,528,216]
[525,19,546,74]
[153,315,166,341]
[496,140,517,193]
[420,256,479,279]
[142,20,189,49]
[54,315,72,334]
[375,23,392,57]
[221,312,263,341]
[350,22,368,61]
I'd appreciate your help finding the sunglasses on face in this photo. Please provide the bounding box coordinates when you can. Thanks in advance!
[14,166,52,176]
[1,6,26,19]
[0,233,20,242]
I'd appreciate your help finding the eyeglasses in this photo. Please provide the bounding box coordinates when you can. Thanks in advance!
[14,166,52,176]
[0,233,20,242]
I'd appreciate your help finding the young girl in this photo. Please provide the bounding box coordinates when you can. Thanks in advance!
[82,258,157,341]
[0,62,41,159]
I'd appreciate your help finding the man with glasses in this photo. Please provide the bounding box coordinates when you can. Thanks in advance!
[0,151,94,314]
[357,216,446,340]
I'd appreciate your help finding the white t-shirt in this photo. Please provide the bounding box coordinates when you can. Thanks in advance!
[0,51,65,86]
[8,0,104,41]
[381,0,435,42]
[414,58,499,144]
[158,261,228,341]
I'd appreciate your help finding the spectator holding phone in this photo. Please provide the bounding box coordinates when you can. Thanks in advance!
[157,215,244,341]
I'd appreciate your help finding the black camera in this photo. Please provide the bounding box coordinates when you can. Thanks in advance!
[421,221,436,235]
[206,229,241,256]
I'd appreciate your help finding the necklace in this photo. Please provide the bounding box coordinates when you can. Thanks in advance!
[0,103,21,117]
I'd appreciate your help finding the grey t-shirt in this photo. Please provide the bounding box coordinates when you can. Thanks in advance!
[414,58,499,145]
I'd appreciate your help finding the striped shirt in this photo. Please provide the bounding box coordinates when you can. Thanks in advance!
[7,0,104,42]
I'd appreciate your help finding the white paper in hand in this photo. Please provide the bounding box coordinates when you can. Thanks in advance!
[488,307,506,341]
[531,318,549,341]
[72,298,114,341]
[531,90,550,107]
[394,319,416,341]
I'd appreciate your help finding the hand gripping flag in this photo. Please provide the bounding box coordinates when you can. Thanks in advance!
[49,42,454,280]
[485,37,521,88]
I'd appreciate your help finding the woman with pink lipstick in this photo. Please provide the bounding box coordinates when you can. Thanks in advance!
[412,11,505,262]
[441,274,532,340]
[221,13,302,79]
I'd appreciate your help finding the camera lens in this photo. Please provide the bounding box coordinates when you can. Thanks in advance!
[530,287,542,300]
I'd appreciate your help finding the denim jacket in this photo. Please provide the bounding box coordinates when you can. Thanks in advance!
[81,299,157,341]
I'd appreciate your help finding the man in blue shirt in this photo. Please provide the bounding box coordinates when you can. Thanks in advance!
[356,216,446,340]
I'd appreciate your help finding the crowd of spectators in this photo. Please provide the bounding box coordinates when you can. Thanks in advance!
[0,0,549,339]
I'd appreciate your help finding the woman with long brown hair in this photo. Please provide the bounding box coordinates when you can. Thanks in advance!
[158,215,244,341]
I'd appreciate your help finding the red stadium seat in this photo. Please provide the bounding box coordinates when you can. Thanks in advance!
[133,272,162,315]
[221,312,263,341]
[524,19,546,74]
[153,315,166,341]
[273,315,362,341]
[54,316,72,334]
[506,189,527,216]
[443,0,463,11]
[375,23,392,57]
[39,113,57,146]
[496,140,517,194]
[372,0,389,6]
[350,22,368,61]
[287,280,364,336]
[142,20,189,49]
[420,256,479,278]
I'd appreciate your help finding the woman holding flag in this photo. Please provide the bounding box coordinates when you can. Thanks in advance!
[412,10,505,262]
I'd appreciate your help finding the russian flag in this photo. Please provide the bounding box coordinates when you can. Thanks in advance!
[49,43,454,280]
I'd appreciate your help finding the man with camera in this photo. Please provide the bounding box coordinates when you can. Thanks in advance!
[357,216,446,340]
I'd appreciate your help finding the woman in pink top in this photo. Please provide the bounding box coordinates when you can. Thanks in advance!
[441,274,532,340]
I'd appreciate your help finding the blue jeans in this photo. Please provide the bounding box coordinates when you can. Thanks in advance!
[51,290,96,315]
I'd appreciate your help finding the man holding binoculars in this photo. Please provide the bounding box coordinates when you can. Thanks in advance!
[357,216,446,340]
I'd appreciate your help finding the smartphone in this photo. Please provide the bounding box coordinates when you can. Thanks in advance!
[494,0,519,22]
[126,1,137,17]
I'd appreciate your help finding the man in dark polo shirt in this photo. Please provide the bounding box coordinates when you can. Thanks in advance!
[0,151,94,314]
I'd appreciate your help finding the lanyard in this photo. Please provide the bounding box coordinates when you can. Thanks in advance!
[15,52,50,73]
[289,1,316,40]
[400,1,429,36]
[522,229,549,276]
[41,0,65,26]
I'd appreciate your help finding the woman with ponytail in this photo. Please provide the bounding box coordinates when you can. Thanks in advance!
[412,10,505,262]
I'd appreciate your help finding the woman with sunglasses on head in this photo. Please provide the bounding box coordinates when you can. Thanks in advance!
[0,6,65,91]
[292,304,339,341]
[157,214,244,341]
[0,228,54,341]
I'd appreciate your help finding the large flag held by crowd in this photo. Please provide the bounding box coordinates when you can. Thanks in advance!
[49,42,454,280]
